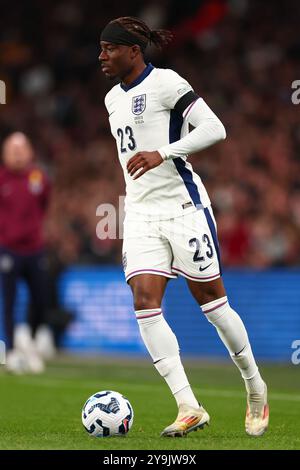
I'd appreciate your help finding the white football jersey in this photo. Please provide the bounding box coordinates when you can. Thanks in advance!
[104,63,211,220]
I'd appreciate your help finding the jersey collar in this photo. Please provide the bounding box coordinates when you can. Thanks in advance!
[120,63,154,92]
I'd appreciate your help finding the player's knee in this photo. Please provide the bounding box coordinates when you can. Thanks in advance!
[133,287,161,311]
[134,297,161,311]
[191,288,220,306]
[188,278,226,305]
[198,291,221,305]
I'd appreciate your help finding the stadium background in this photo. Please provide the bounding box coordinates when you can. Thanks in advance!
[1,0,300,362]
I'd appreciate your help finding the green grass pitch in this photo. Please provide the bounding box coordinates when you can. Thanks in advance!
[0,356,299,450]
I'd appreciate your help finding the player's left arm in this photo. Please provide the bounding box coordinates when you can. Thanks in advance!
[127,72,226,179]
[158,96,226,161]
[127,97,226,179]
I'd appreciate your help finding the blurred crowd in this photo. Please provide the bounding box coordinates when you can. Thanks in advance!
[1,0,300,268]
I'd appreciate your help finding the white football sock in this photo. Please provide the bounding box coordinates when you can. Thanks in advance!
[201,297,265,395]
[135,308,199,408]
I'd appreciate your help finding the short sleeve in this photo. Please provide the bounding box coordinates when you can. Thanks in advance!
[158,69,198,113]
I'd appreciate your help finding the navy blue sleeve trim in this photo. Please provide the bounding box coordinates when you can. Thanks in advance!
[174,91,199,115]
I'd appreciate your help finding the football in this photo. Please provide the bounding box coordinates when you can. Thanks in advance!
[81,390,134,437]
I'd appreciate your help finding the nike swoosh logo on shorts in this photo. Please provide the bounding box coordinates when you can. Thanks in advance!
[199,263,213,272]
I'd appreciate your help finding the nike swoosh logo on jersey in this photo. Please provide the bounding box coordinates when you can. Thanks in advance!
[199,263,213,272]
[109,111,115,116]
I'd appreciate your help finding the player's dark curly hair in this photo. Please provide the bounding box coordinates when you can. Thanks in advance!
[109,16,173,50]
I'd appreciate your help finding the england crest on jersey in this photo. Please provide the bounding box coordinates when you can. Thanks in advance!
[132,94,146,115]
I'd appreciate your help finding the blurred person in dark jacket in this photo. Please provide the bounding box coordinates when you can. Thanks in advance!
[0,132,52,373]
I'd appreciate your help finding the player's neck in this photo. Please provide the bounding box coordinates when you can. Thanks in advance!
[121,62,147,87]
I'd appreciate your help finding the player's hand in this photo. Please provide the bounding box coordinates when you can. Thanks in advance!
[127,151,163,180]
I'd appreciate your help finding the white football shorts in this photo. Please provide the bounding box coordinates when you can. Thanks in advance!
[122,206,222,283]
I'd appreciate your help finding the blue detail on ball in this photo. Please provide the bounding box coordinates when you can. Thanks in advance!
[84,422,96,434]
[83,419,110,437]
[87,397,120,415]
[93,391,112,399]
[95,418,110,437]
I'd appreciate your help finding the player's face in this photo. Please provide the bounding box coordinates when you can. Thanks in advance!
[99,41,134,80]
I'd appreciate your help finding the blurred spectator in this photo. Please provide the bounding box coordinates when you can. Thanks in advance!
[0,132,52,373]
